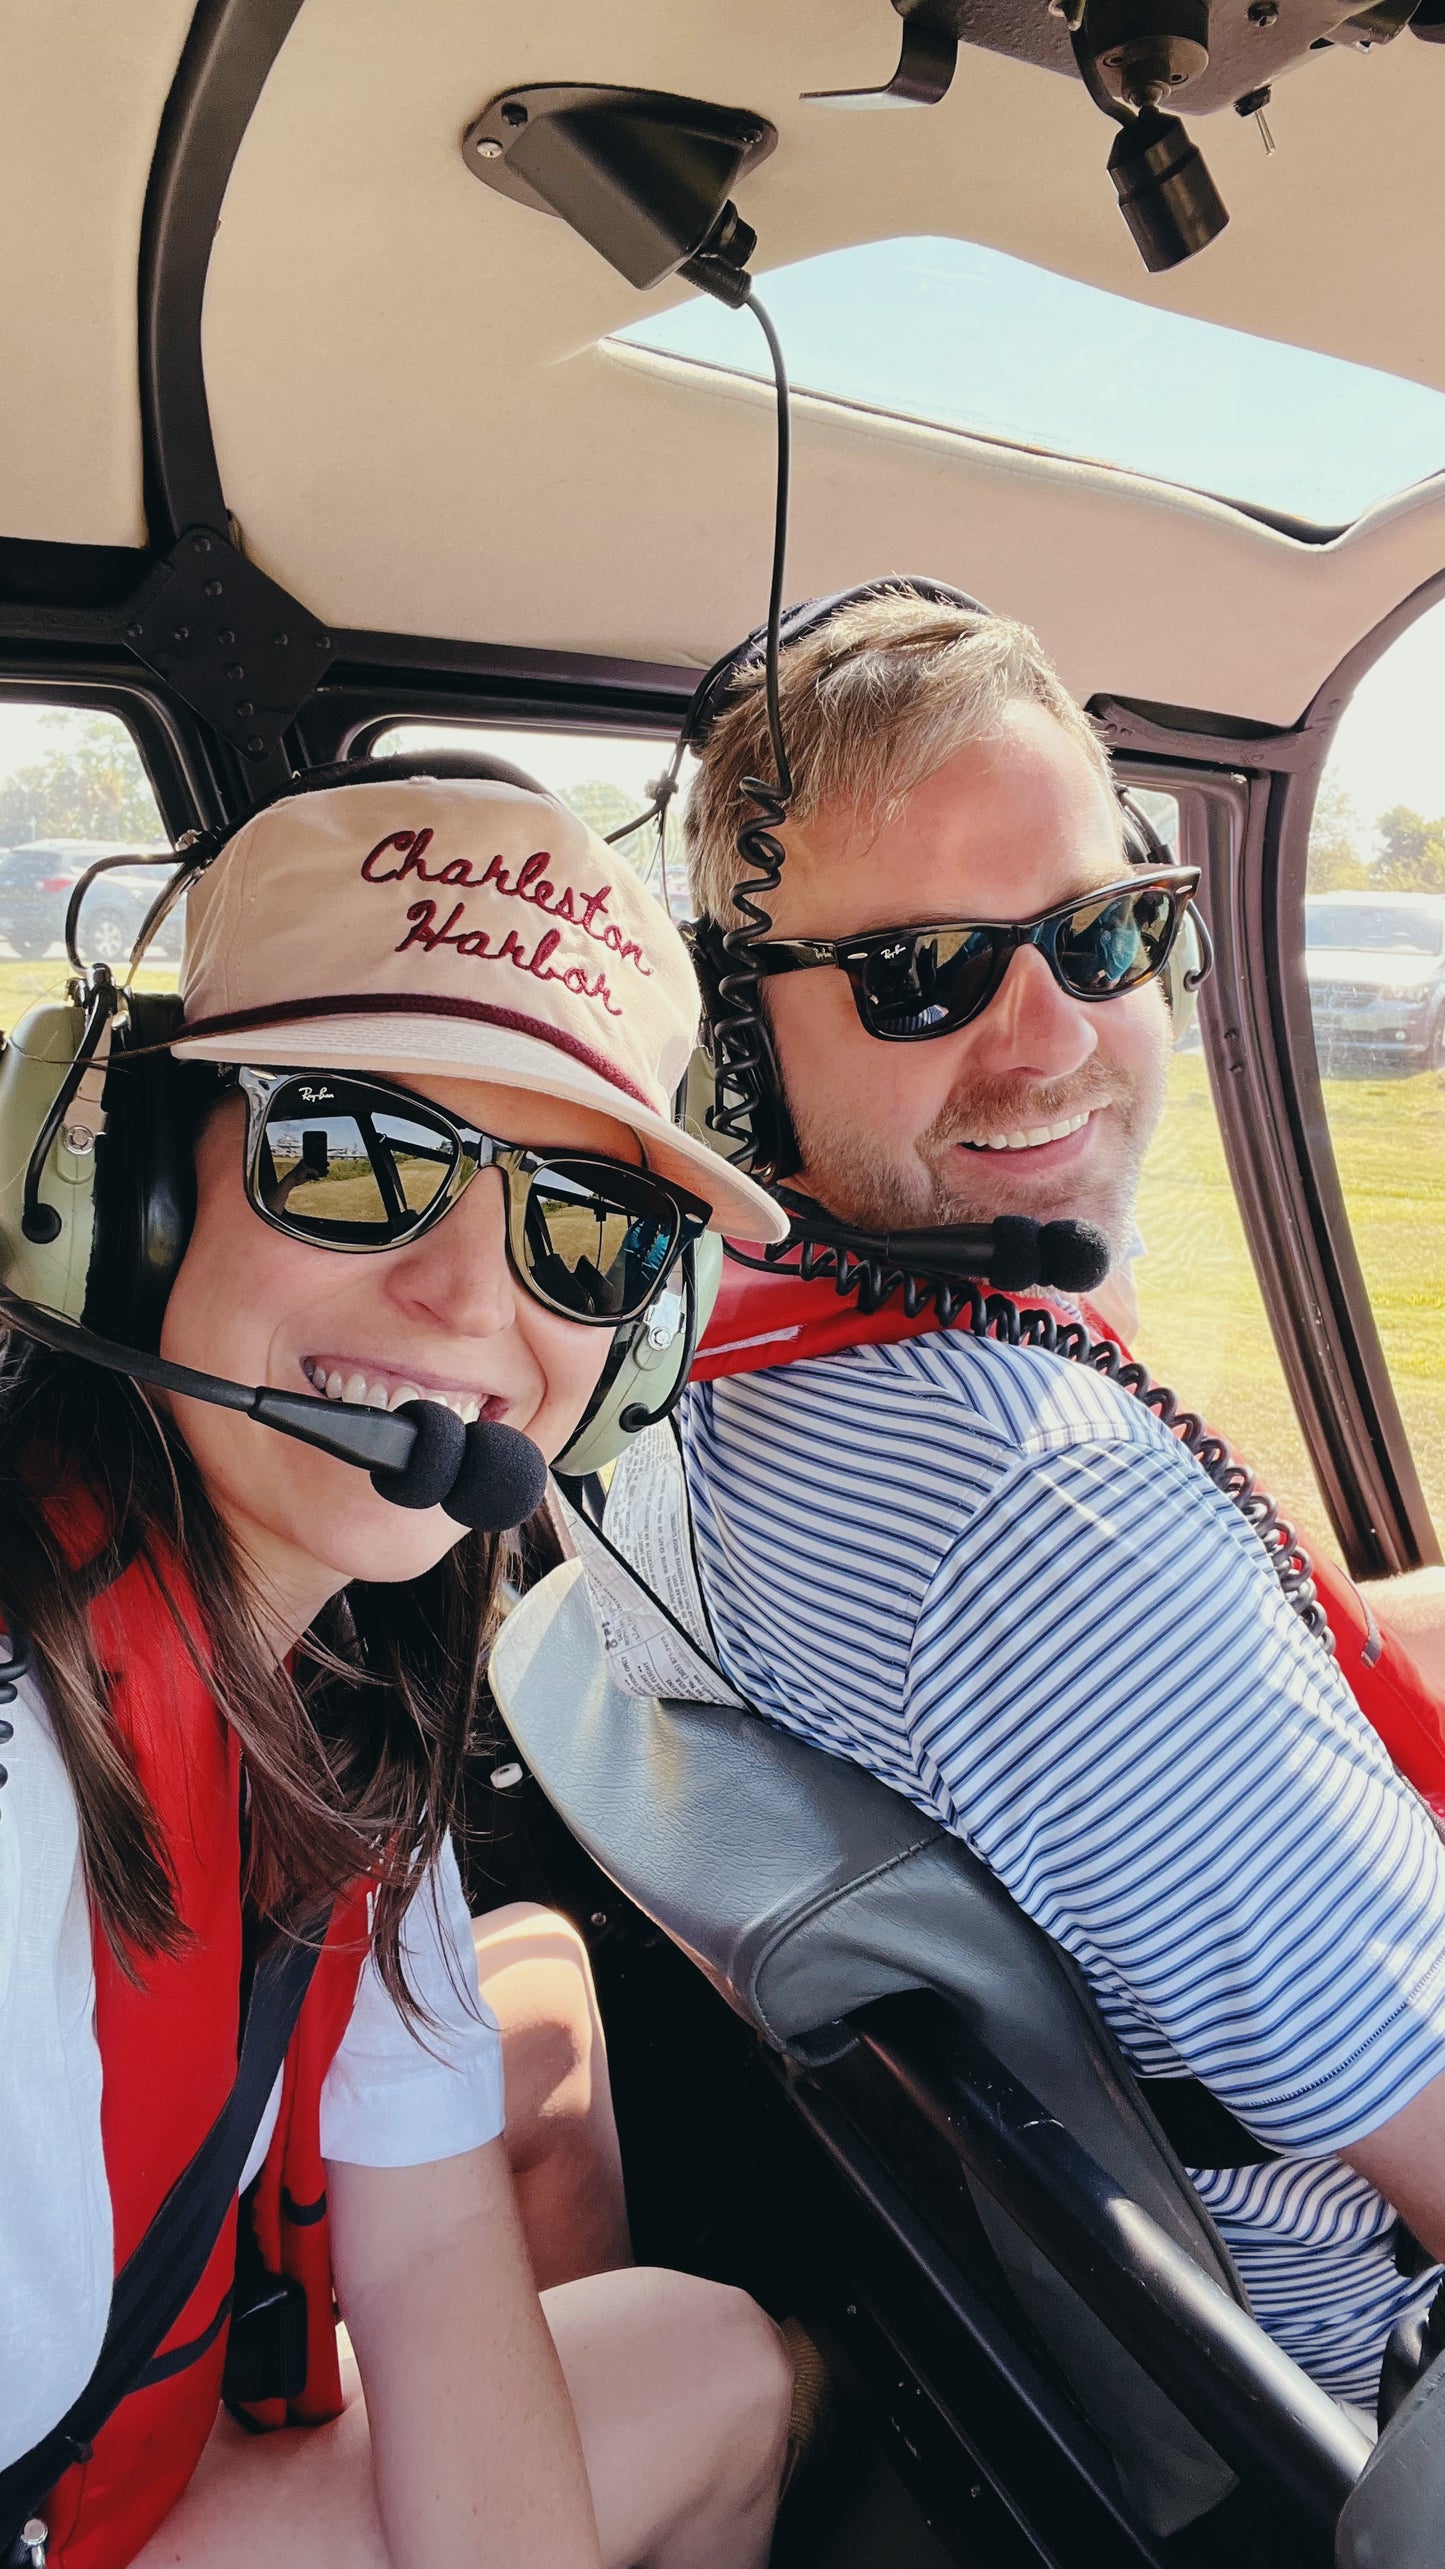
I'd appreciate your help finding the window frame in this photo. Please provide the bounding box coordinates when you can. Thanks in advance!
[1264,568,1445,1573]
[0,665,229,850]
[1105,696,1441,1578]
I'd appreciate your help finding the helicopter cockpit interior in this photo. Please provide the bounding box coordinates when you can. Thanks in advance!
[3,4,1445,2563]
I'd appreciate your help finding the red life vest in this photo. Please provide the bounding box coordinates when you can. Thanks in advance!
[695,1255,1445,1820]
[36,1529,370,2569]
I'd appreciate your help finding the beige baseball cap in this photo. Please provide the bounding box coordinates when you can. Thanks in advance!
[173,773,788,1244]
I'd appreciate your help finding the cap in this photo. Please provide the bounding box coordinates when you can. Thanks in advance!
[172,774,788,1244]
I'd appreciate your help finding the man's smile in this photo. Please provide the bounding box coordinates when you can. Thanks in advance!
[956,1108,1093,1154]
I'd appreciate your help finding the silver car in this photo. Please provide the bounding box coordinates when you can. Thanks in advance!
[1305,892,1445,1074]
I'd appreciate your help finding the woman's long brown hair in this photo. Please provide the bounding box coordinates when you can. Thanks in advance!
[0,1331,510,2008]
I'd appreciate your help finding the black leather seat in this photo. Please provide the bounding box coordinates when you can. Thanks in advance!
[491,1559,1371,2540]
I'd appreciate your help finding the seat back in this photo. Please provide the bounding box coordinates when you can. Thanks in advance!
[492,1562,1252,2533]
[1335,2350,1445,2566]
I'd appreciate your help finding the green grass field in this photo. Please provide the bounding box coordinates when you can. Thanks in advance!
[1132,1052,1445,1558]
[0,955,180,1022]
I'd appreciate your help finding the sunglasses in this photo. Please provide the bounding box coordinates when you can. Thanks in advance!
[749,867,1202,1043]
[234,1067,709,1328]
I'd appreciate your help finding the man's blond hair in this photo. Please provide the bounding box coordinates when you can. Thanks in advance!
[683,589,1119,925]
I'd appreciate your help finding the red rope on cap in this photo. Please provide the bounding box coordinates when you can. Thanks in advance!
[174,992,657,1114]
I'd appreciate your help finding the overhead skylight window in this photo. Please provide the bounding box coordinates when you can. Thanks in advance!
[615,238,1445,528]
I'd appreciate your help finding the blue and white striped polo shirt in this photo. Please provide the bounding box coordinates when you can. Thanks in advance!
[679,1331,1445,2405]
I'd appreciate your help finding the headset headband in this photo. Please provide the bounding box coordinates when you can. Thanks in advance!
[679,576,994,760]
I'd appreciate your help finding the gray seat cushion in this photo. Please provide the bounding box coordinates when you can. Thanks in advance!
[1336,2352,1444,2565]
[492,1560,1253,2531]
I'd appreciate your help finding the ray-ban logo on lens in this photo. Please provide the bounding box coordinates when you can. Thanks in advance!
[298,1085,335,1103]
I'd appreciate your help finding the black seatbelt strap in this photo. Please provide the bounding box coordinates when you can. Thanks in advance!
[1135,2073,1279,2168]
[0,1924,327,2556]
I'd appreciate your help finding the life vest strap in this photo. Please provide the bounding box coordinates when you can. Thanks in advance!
[0,1927,326,2551]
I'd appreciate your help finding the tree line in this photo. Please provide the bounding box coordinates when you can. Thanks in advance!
[0,710,163,846]
[8,711,1430,907]
[1309,776,1445,896]
[0,716,685,896]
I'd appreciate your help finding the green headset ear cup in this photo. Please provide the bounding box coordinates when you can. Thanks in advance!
[0,998,105,1320]
[0,991,206,1349]
[553,1229,724,1477]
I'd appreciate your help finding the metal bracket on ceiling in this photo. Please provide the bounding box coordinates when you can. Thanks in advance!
[117,526,335,765]
[803,0,960,106]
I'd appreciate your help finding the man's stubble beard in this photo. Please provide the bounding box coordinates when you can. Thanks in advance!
[784,1052,1167,1255]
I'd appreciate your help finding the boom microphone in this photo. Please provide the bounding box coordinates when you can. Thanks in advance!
[370,1393,548,1533]
[0,1290,549,1533]
[776,1207,1111,1296]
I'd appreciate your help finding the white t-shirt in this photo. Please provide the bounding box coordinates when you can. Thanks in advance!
[0,1671,504,2473]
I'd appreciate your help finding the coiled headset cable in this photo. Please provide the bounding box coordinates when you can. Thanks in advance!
[667,290,796,1177]
[724,1224,1331,1649]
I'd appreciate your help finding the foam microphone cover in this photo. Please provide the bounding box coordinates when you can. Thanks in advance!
[443,1418,550,1532]
[1039,1220,1111,1294]
[369,1398,466,1510]
[985,1215,1045,1291]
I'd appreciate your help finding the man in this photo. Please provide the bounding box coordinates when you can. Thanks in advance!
[669,588,1445,2415]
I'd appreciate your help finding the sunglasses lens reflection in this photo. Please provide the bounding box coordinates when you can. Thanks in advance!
[261,1091,456,1243]
[860,926,1002,1037]
[1058,887,1175,995]
[853,883,1182,1038]
[252,1083,685,1324]
[522,1163,678,1320]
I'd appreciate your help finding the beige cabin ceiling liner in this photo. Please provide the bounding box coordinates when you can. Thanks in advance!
[202,0,1445,723]
[3,1,1443,728]
[0,0,196,547]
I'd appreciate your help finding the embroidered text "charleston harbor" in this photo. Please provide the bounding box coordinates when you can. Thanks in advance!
[361,830,655,1018]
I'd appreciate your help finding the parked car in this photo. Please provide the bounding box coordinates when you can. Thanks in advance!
[0,838,182,966]
[1305,891,1445,1072]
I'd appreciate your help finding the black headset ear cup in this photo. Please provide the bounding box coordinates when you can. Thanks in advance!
[743,1012,798,1183]
[684,917,800,1182]
[84,995,216,1349]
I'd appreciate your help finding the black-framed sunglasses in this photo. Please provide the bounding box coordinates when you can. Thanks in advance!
[750,866,1203,1043]
[233,1067,709,1327]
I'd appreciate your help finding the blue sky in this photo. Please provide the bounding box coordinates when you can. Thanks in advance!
[620,235,1445,527]
[4,241,1444,839]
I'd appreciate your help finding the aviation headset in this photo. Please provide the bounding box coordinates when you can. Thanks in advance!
[0,750,718,1486]
[664,575,1212,1185]
[0,629,1209,1480]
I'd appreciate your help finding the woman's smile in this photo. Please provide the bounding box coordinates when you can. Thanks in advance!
[300,1352,508,1423]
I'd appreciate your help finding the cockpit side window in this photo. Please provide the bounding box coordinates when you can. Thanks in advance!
[1303,605,1445,1551]
[0,699,180,1010]
[366,720,695,922]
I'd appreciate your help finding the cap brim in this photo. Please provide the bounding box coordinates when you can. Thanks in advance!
[172,1009,790,1246]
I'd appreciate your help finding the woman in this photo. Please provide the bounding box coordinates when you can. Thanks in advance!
[0,770,793,2569]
